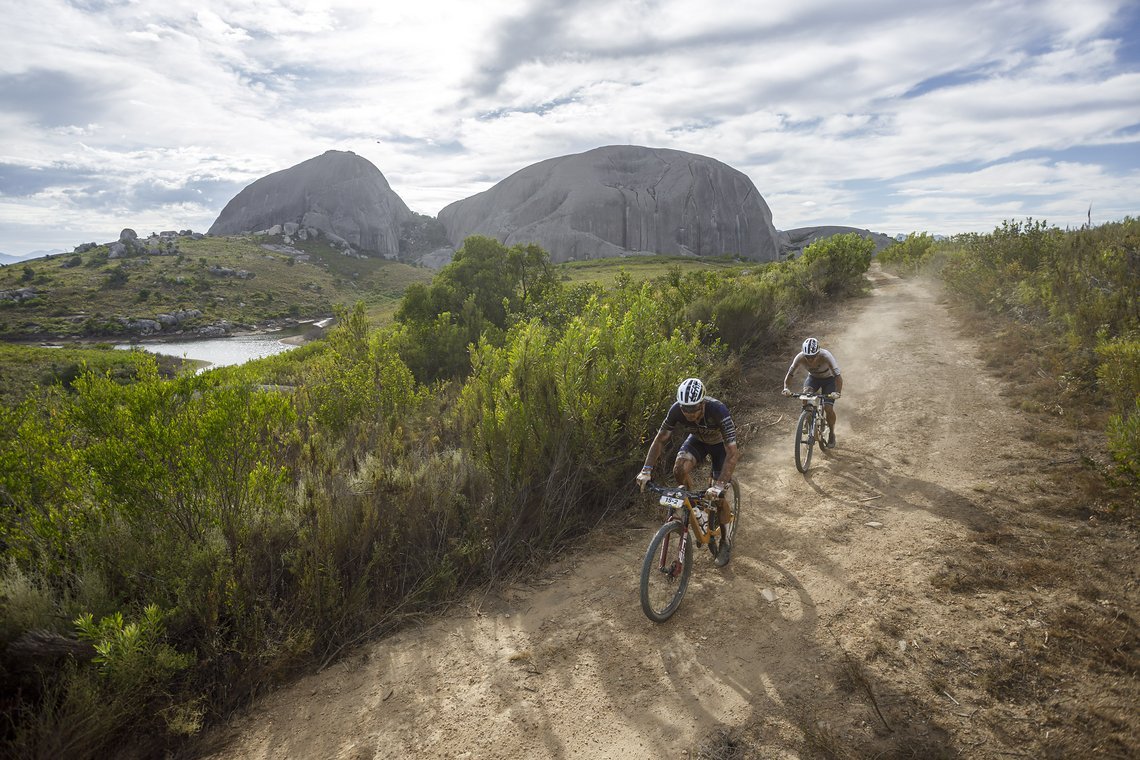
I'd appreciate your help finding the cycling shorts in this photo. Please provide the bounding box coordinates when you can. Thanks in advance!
[805,375,838,405]
[677,436,727,479]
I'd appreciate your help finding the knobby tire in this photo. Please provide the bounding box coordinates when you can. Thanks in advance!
[795,409,815,473]
[640,521,693,623]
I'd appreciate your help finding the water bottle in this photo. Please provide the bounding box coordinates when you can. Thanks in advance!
[694,506,708,532]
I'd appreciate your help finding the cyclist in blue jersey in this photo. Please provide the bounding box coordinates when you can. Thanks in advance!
[636,378,740,559]
[782,337,843,447]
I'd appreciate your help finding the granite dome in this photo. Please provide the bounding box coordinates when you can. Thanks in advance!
[438,145,780,264]
[209,150,411,258]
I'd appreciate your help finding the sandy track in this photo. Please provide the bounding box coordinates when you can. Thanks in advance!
[199,267,1127,759]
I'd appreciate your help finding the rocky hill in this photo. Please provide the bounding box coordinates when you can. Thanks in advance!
[209,151,412,258]
[437,145,781,264]
[778,226,896,257]
[204,147,895,268]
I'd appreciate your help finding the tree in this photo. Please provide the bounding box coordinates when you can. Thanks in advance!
[393,236,562,382]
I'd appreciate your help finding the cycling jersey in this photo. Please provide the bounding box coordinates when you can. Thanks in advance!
[658,397,738,446]
[787,348,841,379]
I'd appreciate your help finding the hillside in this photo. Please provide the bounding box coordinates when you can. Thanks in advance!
[0,233,433,340]
[0,237,767,345]
[197,268,1137,759]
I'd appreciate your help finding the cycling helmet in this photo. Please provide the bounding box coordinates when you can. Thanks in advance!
[802,337,820,356]
[676,378,705,407]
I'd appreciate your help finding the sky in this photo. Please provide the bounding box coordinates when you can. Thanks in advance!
[1,0,1138,257]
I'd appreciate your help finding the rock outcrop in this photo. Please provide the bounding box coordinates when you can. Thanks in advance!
[209,151,412,258]
[438,145,780,263]
[778,226,896,258]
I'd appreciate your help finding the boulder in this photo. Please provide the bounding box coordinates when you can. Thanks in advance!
[209,150,412,258]
[438,145,780,263]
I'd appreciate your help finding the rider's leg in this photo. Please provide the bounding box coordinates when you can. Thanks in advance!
[673,451,697,491]
[717,494,732,525]
[709,446,732,525]
[819,377,837,446]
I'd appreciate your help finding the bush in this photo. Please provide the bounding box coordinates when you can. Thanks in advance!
[1097,337,1140,483]
[458,282,715,569]
[1107,399,1140,485]
[878,232,937,275]
[940,218,1140,492]
[798,232,875,299]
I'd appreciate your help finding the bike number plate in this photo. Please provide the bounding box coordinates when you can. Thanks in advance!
[659,495,684,509]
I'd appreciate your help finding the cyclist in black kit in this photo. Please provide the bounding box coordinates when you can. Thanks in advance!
[636,378,740,558]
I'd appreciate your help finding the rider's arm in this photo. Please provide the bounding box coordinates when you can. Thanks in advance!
[835,373,843,393]
[782,354,803,390]
[642,428,672,470]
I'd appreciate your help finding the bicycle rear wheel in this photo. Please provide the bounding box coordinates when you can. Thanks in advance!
[795,409,815,473]
[818,417,831,449]
[640,521,693,623]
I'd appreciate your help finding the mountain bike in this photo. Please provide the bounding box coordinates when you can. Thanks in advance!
[639,479,741,623]
[790,391,835,473]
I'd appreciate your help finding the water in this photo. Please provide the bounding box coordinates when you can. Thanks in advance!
[115,332,299,371]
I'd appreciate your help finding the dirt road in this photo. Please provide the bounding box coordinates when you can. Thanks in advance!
[200,267,1136,759]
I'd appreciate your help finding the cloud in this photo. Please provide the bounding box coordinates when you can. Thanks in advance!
[0,69,114,127]
[0,0,1137,253]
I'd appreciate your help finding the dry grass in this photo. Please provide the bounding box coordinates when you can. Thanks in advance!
[923,304,1140,758]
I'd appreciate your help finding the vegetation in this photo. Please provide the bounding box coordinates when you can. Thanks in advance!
[876,231,939,275]
[0,343,186,407]
[876,219,1140,489]
[0,233,875,758]
[0,233,433,339]
[933,218,1139,491]
[398,212,450,258]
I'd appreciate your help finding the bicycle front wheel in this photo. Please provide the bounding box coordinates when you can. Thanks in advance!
[640,521,693,623]
[795,409,815,473]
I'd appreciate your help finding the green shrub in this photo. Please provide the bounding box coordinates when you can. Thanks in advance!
[1097,338,1140,483]
[458,283,713,568]
[941,218,1139,491]
[879,232,937,275]
[1107,399,1140,485]
[74,605,191,696]
[1096,337,1140,411]
[798,232,875,299]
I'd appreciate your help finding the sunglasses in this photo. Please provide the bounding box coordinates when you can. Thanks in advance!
[680,403,703,414]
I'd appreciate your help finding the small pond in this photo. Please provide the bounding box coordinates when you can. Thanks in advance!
[116,334,294,370]
[115,321,329,371]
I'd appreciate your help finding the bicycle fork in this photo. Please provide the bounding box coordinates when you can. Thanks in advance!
[659,521,688,579]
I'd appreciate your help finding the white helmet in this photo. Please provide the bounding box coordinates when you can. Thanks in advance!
[676,378,705,407]
[802,337,819,356]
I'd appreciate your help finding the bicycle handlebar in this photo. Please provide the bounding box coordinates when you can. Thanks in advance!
[644,481,712,502]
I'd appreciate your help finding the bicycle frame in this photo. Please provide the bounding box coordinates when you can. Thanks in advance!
[797,393,827,441]
[653,485,721,547]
